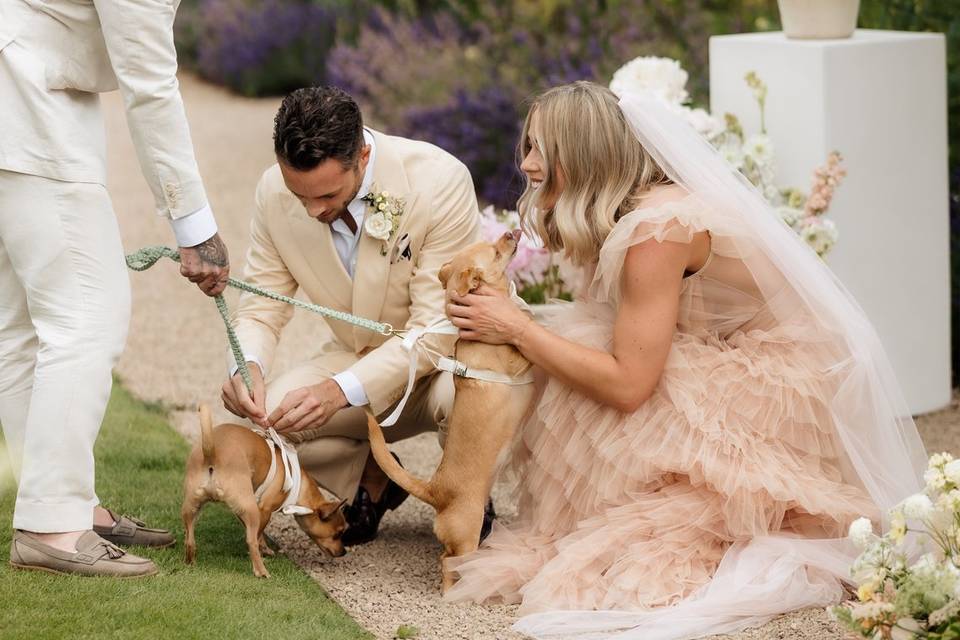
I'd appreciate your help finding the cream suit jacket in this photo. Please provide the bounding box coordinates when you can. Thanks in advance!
[233,130,481,415]
[0,0,207,219]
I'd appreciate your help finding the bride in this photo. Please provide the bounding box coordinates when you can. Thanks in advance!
[442,80,928,639]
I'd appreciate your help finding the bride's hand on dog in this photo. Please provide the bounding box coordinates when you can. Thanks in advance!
[222,363,268,427]
[268,380,348,434]
[448,284,532,345]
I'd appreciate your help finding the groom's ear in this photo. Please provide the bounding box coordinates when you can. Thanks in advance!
[438,261,453,288]
[454,266,484,297]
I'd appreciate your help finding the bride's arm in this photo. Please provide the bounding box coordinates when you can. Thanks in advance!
[449,238,689,412]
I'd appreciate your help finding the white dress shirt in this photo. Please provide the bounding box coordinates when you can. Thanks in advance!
[233,130,375,407]
[329,130,376,406]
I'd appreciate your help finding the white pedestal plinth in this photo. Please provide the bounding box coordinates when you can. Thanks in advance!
[709,29,951,415]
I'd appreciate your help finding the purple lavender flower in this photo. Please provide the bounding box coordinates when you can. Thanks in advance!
[404,87,525,210]
[196,0,336,96]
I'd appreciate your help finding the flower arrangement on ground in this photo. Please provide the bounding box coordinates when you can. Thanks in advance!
[830,452,960,639]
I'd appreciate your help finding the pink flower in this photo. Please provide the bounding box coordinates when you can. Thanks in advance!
[509,240,551,285]
[480,206,512,243]
[804,151,846,217]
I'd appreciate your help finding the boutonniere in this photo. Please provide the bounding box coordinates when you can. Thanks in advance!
[361,186,405,256]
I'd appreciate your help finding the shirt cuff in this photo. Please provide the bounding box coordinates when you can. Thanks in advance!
[332,371,369,407]
[229,355,264,379]
[171,203,218,247]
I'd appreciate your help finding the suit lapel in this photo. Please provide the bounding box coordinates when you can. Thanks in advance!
[288,211,353,312]
[351,131,419,351]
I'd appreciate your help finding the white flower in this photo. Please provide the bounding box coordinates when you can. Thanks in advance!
[889,510,907,544]
[609,56,689,105]
[927,467,949,491]
[719,142,745,170]
[891,617,922,640]
[764,184,783,206]
[744,134,775,167]
[849,600,895,620]
[364,213,392,241]
[849,517,874,549]
[902,493,934,520]
[931,452,955,468]
[777,206,803,229]
[945,459,960,484]
[800,217,838,256]
[683,107,725,139]
[759,164,778,190]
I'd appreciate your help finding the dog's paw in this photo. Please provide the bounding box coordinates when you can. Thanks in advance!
[259,544,276,557]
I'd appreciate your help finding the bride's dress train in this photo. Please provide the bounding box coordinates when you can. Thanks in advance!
[447,197,875,630]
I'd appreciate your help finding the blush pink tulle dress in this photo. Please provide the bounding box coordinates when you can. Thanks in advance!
[444,194,883,623]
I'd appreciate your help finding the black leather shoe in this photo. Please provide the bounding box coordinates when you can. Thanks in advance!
[342,454,409,546]
[480,498,496,543]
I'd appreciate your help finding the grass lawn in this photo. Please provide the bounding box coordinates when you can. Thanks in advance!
[0,379,371,640]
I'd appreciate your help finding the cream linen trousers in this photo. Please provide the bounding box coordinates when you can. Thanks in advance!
[0,171,130,533]
[0,21,130,532]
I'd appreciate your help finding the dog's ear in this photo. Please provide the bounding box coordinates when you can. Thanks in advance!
[453,266,484,297]
[438,261,453,287]
[319,499,347,521]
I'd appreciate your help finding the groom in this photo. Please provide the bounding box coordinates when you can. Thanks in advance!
[221,86,481,544]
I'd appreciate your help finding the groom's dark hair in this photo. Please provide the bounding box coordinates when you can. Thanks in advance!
[273,86,365,171]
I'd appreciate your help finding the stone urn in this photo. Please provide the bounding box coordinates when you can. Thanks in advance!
[778,0,860,39]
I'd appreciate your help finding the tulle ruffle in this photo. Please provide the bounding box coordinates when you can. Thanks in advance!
[445,199,879,618]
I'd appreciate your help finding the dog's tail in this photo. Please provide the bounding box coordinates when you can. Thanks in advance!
[199,404,215,468]
[365,410,434,507]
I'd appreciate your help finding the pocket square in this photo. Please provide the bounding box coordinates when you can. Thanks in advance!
[391,233,413,264]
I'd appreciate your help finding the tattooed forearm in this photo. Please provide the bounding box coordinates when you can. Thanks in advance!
[193,233,229,267]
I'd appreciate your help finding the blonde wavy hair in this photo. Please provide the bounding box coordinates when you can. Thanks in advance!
[517,81,672,266]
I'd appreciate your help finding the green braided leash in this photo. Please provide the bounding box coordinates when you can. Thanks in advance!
[125,246,397,395]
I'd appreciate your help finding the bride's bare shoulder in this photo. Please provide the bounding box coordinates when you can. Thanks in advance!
[635,184,692,209]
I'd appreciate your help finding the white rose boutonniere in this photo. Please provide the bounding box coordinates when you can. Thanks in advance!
[364,213,391,241]
[362,186,405,255]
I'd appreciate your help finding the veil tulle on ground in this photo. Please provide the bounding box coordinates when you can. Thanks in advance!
[509,92,928,640]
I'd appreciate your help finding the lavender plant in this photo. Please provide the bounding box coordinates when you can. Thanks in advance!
[195,0,336,97]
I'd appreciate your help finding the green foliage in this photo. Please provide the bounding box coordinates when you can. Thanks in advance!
[0,380,371,640]
[395,624,419,639]
[931,621,960,640]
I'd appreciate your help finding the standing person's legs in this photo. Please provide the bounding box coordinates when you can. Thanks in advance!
[0,171,130,543]
[0,216,37,482]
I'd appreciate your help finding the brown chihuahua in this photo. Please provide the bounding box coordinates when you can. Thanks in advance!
[181,405,347,578]
[366,231,536,592]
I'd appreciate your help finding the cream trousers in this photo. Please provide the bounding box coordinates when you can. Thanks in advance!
[263,353,454,502]
[0,170,130,532]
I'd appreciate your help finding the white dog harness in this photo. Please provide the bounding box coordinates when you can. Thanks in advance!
[251,427,313,516]
[380,284,537,427]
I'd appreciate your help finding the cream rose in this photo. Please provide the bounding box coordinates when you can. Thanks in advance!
[364,213,392,241]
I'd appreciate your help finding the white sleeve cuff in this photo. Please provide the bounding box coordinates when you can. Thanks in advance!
[332,371,369,407]
[229,355,264,379]
[171,203,218,247]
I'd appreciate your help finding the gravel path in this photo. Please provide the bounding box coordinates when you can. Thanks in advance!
[106,74,959,640]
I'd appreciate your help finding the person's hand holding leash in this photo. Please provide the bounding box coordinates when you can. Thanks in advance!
[222,362,267,427]
[180,232,230,296]
[448,284,533,346]
[269,380,348,434]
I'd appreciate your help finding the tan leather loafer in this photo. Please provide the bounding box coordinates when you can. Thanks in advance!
[93,510,175,549]
[9,530,158,578]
